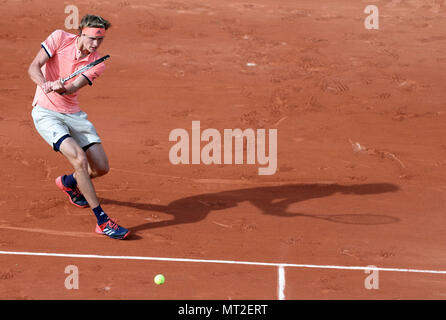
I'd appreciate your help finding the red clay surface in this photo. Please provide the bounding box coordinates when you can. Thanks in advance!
[1,0,446,299]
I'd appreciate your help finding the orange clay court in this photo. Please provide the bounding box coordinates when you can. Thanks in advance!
[1,0,446,299]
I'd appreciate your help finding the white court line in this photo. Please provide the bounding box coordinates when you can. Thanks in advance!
[278,265,286,300]
[0,250,446,274]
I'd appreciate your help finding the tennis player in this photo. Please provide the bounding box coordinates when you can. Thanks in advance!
[28,14,130,240]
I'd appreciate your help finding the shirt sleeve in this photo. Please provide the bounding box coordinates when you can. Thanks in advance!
[41,29,64,58]
[81,62,106,86]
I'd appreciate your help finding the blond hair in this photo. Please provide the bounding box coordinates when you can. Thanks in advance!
[78,14,111,34]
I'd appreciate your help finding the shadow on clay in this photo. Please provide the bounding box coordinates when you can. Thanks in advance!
[99,183,400,238]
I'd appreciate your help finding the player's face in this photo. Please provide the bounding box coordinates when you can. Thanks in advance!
[82,35,104,53]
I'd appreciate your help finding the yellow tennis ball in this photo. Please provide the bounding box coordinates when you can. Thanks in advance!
[154,274,165,285]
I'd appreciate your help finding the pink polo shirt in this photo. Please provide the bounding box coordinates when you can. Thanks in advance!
[32,29,106,114]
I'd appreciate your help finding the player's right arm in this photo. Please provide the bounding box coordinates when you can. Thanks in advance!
[28,47,52,93]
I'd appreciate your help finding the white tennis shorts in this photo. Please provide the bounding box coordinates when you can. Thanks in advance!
[31,105,101,151]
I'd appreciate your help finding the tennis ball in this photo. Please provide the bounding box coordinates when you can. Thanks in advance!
[154,274,165,285]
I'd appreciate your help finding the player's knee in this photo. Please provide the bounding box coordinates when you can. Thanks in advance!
[96,163,109,177]
[91,160,109,178]
[102,163,110,175]
[72,151,89,173]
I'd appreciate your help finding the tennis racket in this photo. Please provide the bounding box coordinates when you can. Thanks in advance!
[61,54,110,84]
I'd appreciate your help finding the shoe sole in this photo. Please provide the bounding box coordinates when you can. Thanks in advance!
[55,176,89,208]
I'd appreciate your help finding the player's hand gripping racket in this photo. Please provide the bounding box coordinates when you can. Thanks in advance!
[61,54,110,84]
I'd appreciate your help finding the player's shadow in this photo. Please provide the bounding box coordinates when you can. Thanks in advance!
[99,183,400,235]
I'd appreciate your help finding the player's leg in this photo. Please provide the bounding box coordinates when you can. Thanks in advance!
[32,106,89,208]
[59,137,129,239]
[59,111,129,239]
[85,143,109,179]
[55,111,104,205]
[55,142,109,207]
[31,105,129,240]
[59,137,100,208]
[65,111,109,180]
